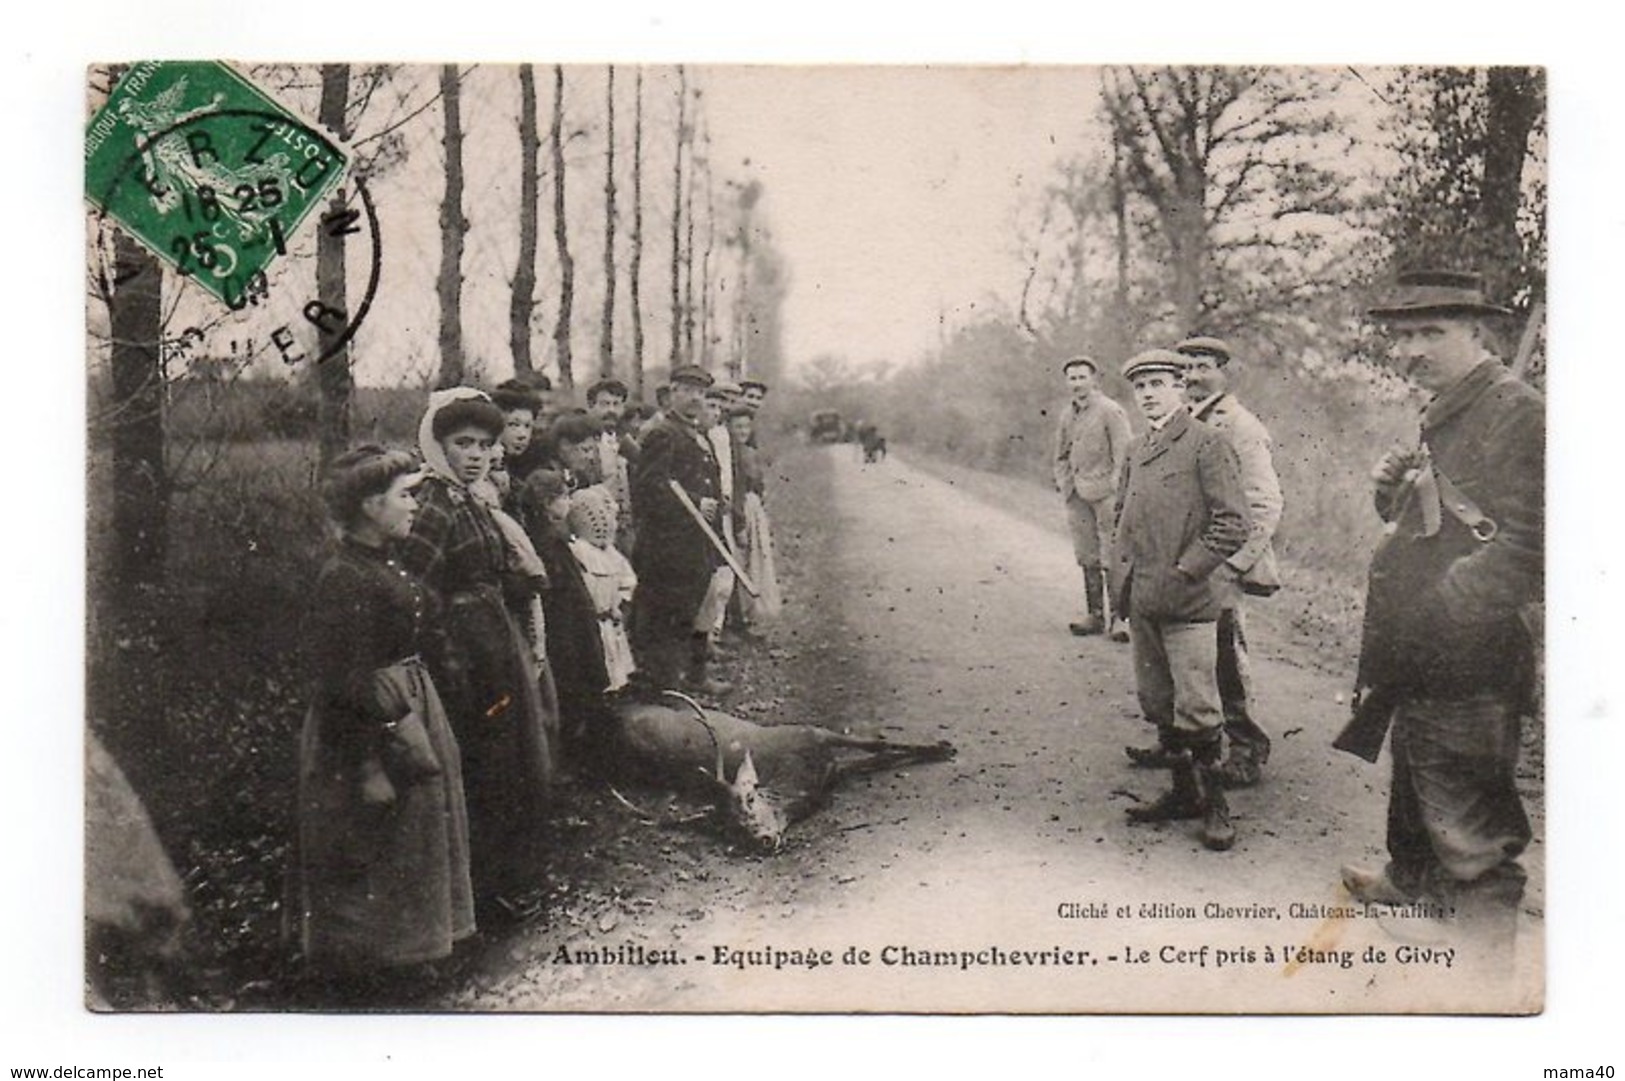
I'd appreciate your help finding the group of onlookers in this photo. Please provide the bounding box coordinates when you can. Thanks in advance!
[288,370,779,992]
[1061,269,1543,960]
[281,264,1543,990]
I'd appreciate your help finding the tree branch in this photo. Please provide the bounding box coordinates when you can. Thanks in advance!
[353,65,476,148]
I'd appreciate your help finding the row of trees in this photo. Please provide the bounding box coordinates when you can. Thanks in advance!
[89,63,791,595]
[347,64,787,435]
[1003,66,1545,375]
[837,65,1543,588]
[841,66,1541,433]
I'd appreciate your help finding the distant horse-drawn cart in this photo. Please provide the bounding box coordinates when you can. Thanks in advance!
[809,409,844,444]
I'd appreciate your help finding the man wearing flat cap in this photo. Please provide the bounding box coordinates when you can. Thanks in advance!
[738,379,769,414]
[1111,350,1250,851]
[629,364,731,694]
[1339,270,1542,955]
[1165,336,1285,789]
[1051,356,1133,637]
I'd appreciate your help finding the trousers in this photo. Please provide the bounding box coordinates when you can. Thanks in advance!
[1065,493,1114,568]
[1216,601,1271,759]
[1385,691,1531,942]
[1129,613,1222,738]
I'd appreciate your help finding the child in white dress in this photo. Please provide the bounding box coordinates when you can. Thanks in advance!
[566,486,638,691]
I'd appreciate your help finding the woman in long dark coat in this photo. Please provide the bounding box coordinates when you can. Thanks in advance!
[518,469,613,773]
[291,446,475,977]
[401,391,556,923]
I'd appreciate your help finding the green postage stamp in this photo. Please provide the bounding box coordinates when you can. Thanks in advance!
[85,61,347,308]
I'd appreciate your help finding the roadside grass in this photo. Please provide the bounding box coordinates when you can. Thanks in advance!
[84,432,835,1007]
[87,438,329,1002]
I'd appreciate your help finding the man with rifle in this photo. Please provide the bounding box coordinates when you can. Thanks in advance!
[1338,270,1543,955]
[629,364,731,696]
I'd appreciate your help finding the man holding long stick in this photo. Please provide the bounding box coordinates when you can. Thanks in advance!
[629,364,732,695]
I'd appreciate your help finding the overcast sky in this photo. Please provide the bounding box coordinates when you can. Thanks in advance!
[703,66,1105,373]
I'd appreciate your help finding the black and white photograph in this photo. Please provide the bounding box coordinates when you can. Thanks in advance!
[80,58,1549,1014]
[9,3,1621,1072]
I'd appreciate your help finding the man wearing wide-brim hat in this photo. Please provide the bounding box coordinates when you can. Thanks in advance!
[1338,270,1543,957]
[1111,349,1250,851]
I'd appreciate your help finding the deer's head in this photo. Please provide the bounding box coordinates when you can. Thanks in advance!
[711,748,788,854]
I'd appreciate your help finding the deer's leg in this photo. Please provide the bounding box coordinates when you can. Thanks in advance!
[821,732,956,757]
[822,734,957,780]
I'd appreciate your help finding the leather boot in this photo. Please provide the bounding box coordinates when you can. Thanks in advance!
[685,634,733,697]
[1069,614,1105,636]
[634,634,685,692]
[1126,753,1204,823]
[1213,742,1262,788]
[1341,865,1419,905]
[1125,729,1181,769]
[1101,568,1130,642]
[1192,760,1236,851]
[1070,567,1106,636]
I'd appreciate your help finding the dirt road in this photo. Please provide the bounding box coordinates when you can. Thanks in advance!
[459,445,1542,1013]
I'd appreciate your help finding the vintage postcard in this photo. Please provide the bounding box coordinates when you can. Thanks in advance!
[83,60,1547,1016]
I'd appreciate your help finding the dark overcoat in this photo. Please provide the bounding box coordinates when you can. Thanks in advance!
[629,414,721,611]
[1358,360,1543,698]
[1109,408,1251,624]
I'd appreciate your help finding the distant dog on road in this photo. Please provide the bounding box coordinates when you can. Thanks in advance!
[860,429,887,464]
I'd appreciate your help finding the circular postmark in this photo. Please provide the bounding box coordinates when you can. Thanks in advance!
[90,104,381,372]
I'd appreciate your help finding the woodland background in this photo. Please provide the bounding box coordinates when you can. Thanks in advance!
[83,64,1545,994]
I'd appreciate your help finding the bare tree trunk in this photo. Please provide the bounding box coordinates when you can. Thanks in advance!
[316,64,352,467]
[701,142,719,376]
[630,70,646,398]
[109,228,167,594]
[511,64,540,378]
[552,65,576,389]
[683,124,698,369]
[669,66,687,370]
[1170,207,1207,332]
[600,65,618,378]
[1482,66,1543,308]
[436,63,466,389]
[732,190,752,378]
[1111,128,1131,355]
[735,240,750,378]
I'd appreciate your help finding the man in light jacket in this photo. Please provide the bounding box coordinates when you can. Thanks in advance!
[1174,336,1284,788]
[1051,355,1132,637]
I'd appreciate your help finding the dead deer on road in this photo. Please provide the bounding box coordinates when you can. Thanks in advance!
[606,691,956,853]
